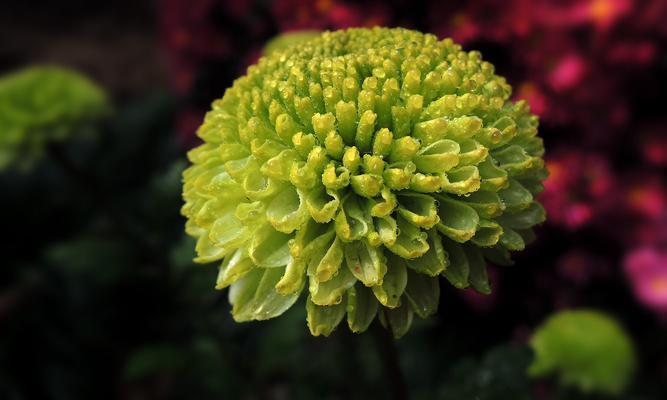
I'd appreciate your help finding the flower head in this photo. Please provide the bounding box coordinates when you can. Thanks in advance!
[0,66,109,170]
[182,28,547,337]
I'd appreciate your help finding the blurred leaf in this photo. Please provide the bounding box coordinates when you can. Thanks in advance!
[529,309,637,396]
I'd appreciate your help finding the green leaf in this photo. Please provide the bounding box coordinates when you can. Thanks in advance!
[529,310,637,396]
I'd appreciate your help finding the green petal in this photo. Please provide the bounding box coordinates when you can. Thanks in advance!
[435,195,479,243]
[209,206,253,250]
[309,262,356,306]
[440,165,481,195]
[312,237,345,283]
[344,239,387,286]
[464,245,491,294]
[194,234,228,264]
[288,219,334,260]
[386,215,430,259]
[499,225,526,251]
[335,194,371,242]
[497,202,546,230]
[372,255,408,308]
[350,173,383,198]
[267,186,309,233]
[388,136,420,163]
[498,179,533,212]
[379,300,414,339]
[261,149,300,181]
[404,268,440,318]
[374,215,398,246]
[367,187,398,217]
[275,257,307,295]
[248,224,292,267]
[243,170,284,200]
[346,284,379,333]
[383,161,416,190]
[471,219,503,247]
[216,248,254,289]
[457,139,489,166]
[410,173,443,193]
[414,139,460,173]
[396,191,440,229]
[441,239,470,289]
[493,145,544,178]
[322,162,351,190]
[482,246,514,266]
[229,267,300,321]
[460,190,505,218]
[406,228,448,276]
[306,296,346,337]
[478,156,509,192]
[303,186,340,223]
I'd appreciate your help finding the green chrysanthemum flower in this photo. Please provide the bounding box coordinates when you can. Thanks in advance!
[0,66,109,170]
[182,27,547,337]
[529,310,637,395]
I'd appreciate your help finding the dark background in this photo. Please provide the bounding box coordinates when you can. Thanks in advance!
[1,0,666,399]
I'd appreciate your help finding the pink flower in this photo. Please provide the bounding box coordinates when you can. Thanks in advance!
[624,247,667,315]
[548,54,586,92]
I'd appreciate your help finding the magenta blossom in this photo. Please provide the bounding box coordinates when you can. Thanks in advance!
[624,247,667,316]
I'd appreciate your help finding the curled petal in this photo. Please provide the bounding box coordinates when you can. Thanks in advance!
[307,296,346,337]
[435,195,479,243]
[230,267,301,322]
[344,239,388,286]
[372,254,408,308]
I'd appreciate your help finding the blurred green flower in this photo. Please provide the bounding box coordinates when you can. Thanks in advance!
[182,27,547,337]
[0,66,109,170]
[529,309,637,395]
